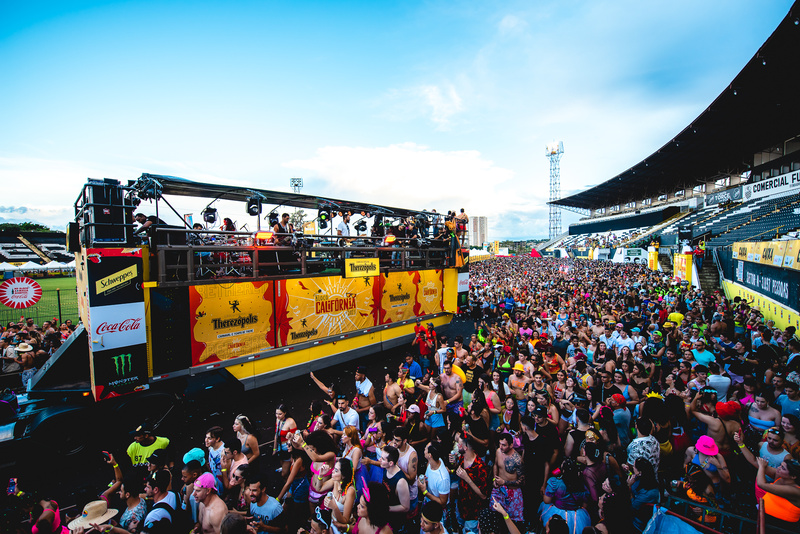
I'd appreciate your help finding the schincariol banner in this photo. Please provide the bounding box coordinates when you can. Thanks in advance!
[189,281,275,365]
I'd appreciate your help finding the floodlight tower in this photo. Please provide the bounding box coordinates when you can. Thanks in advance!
[545,142,564,239]
[290,177,303,194]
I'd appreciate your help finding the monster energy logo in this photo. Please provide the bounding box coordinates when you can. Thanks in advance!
[112,353,133,377]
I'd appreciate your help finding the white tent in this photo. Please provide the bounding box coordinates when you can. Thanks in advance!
[19,261,44,270]
[66,260,76,269]
[0,262,18,271]
[44,261,66,269]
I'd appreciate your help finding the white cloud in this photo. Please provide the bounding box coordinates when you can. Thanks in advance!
[377,83,465,130]
[498,14,528,35]
[283,142,548,238]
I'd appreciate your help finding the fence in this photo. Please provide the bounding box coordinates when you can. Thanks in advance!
[0,288,79,326]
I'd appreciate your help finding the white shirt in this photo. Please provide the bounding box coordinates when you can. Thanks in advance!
[337,220,350,236]
[425,461,451,500]
[145,491,178,525]
[334,407,359,430]
[707,374,732,402]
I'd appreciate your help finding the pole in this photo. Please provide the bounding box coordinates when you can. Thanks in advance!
[56,288,62,325]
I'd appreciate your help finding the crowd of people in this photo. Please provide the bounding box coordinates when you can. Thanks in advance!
[1,316,75,390]
[3,256,800,533]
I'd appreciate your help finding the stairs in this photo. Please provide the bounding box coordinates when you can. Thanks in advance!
[658,252,672,275]
[17,235,51,262]
[696,256,721,292]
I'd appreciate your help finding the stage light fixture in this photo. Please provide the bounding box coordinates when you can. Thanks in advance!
[246,197,262,216]
[268,212,279,226]
[202,207,218,224]
[318,208,330,229]
[354,219,367,233]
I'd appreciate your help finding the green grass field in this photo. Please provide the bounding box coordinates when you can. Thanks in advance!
[0,275,79,326]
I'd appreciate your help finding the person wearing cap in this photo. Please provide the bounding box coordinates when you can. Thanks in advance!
[508,363,530,414]
[630,327,644,346]
[607,394,631,449]
[354,366,377,432]
[194,471,227,534]
[684,435,730,486]
[127,422,171,469]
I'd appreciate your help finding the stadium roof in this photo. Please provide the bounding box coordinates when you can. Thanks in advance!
[552,3,800,211]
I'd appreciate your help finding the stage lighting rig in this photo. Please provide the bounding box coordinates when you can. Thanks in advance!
[318,208,331,229]
[246,197,262,216]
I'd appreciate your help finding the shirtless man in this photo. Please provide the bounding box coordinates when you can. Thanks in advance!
[354,366,377,430]
[384,373,403,413]
[193,473,226,534]
[453,336,469,364]
[508,363,531,413]
[491,433,525,523]
[441,361,464,427]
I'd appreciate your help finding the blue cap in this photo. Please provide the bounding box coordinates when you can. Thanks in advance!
[183,447,206,467]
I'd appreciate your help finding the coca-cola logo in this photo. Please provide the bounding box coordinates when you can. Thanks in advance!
[96,318,143,335]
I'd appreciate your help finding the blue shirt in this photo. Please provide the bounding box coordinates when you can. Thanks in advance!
[250,497,283,527]
[404,360,423,380]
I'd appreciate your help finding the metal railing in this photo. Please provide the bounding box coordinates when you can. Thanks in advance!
[660,493,795,534]
[741,224,785,242]
[149,228,453,284]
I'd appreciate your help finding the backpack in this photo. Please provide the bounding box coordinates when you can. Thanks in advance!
[151,490,194,533]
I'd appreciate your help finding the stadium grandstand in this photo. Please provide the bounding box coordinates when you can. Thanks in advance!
[0,230,73,264]
[541,3,800,317]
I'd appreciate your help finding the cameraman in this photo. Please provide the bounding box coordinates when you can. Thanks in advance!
[412,326,434,375]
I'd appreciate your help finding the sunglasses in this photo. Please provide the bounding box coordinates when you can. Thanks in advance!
[315,507,329,529]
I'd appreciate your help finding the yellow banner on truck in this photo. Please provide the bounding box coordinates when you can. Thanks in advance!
[189,281,275,366]
[275,276,376,346]
[344,258,379,278]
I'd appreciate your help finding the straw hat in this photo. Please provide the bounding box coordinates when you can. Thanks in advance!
[68,500,118,530]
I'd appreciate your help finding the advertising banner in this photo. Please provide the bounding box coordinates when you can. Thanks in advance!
[742,170,800,201]
[415,270,444,316]
[378,271,417,324]
[344,258,379,278]
[734,260,798,311]
[759,242,786,267]
[275,276,376,346]
[648,249,658,270]
[83,248,147,400]
[0,277,42,309]
[457,271,469,293]
[673,253,693,285]
[705,186,743,206]
[189,281,275,365]
[85,248,145,307]
[88,301,147,352]
[783,240,800,269]
[91,343,148,401]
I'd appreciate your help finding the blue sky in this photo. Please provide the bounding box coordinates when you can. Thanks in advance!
[0,1,793,238]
